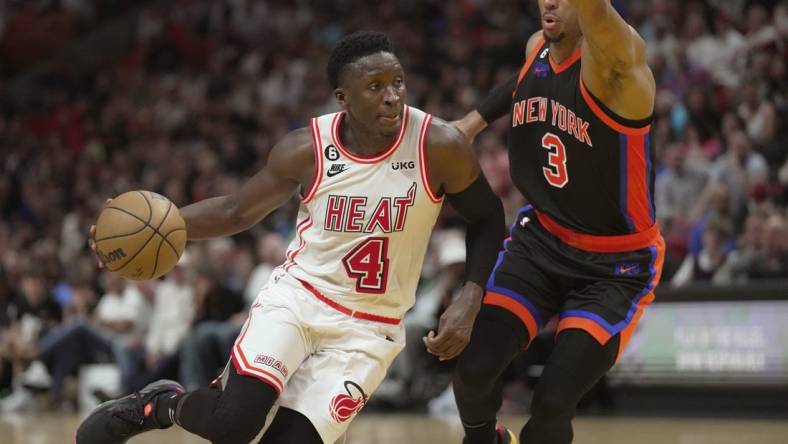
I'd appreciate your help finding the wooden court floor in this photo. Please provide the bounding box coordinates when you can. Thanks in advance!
[1,412,786,444]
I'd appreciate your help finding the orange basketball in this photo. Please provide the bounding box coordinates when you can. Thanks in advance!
[93,191,187,280]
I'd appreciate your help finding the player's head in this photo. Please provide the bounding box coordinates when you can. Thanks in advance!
[537,0,582,43]
[327,31,405,137]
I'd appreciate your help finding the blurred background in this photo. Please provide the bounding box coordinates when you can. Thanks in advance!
[0,0,786,438]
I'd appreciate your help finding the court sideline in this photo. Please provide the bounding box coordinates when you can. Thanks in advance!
[1,413,786,444]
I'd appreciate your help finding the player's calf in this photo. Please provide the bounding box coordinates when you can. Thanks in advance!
[172,366,279,444]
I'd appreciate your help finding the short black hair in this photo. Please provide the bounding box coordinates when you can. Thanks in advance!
[326,31,395,89]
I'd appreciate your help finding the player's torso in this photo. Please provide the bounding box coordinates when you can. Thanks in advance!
[283,106,442,319]
[509,38,656,235]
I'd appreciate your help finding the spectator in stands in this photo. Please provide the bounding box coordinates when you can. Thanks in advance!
[728,212,788,282]
[179,233,284,390]
[178,263,243,390]
[710,130,769,219]
[0,268,61,412]
[738,83,777,148]
[657,143,709,258]
[672,217,736,287]
[122,253,194,393]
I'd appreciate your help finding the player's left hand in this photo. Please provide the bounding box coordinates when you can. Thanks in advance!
[423,283,483,361]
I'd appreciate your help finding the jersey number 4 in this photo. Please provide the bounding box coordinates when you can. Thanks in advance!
[342,237,390,294]
[542,132,569,188]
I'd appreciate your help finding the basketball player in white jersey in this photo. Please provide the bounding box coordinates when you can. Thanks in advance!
[77,31,505,444]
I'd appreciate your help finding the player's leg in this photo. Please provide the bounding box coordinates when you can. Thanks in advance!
[168,364,279,443]
[258,407,322,444]
[519,329,619,444]
[174,297,310,443]
[453,307,526,444]
[454,210,562,444]
[521,237,665,444]
[75,362,278,444]
[77,279,311,444]
[267,308,406,444]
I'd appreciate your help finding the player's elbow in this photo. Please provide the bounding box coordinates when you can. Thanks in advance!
[224,195,256,233]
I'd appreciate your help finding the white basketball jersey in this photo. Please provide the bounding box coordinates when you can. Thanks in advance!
[282,105,443,320]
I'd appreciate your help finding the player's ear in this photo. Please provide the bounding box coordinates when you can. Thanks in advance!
[334,88,348,109]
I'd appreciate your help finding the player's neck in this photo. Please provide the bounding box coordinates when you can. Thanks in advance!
[340,115,397,156]
[548,36,582,65]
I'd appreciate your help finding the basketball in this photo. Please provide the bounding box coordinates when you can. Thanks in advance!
[93,190,187,280]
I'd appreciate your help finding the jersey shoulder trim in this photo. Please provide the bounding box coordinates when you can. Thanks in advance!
[301,117,324,203]
[579,80,652,136]
[514,37,547,97]
[417,114,442,203]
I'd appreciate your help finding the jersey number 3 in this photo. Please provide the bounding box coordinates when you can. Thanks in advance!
[342,237,390,294]
[542,133,569,188]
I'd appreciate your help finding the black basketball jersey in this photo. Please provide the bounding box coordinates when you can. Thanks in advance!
[508,37,655,236]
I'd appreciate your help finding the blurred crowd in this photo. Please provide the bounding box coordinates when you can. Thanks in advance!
[0,0,785,413]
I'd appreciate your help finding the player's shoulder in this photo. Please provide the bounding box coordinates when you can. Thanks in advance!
[267,126,315,174]
[425,116,467,151]
[423,115,477,174]
[271,126,313,156]
[525,31,545,58]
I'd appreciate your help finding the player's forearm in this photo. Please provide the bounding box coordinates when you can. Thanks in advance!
[454,111,488,142]
[472,71,518,128]
[180,195,252,240]
[462,202,505,286]
[446,175,506,287]
[567,0,608,20]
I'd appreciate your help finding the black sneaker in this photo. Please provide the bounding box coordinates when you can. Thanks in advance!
[75,380,185,444]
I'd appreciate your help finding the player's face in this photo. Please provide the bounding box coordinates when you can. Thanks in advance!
[335,52,406,138]
[537,0,581,43]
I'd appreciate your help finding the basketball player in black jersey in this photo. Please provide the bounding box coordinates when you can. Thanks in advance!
[439,1,666,443]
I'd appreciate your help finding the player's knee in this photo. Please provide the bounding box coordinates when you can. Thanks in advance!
[454,319,519,394]
[530,365,582,420]
[211,403,269,443]
[530,387,574,420]
[210,373,278,443]
[454,352,501,393]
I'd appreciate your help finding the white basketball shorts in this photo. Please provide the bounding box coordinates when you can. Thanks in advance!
[230,269,406,443]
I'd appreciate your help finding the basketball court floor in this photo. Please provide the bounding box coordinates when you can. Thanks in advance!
[1,413,786,444]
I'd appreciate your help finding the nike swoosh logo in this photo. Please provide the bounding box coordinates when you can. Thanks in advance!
[619,266,638,274]
[327,166,349,177]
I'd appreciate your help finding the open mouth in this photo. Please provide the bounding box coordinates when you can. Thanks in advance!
[542,15,559,30]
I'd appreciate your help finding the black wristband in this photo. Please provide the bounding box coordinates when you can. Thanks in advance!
[475,72,518,124]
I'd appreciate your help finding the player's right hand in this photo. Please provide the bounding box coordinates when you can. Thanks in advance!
[450,110,488,144]
[88,224,104,269]
[89,198,113,269]
[450,119,476,144]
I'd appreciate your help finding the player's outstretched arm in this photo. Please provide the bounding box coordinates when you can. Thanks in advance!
[452,31,543,142]
[570,0,654,119]
[569,0,645,70]
[181,128,314,240]
[422,119,506,361]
